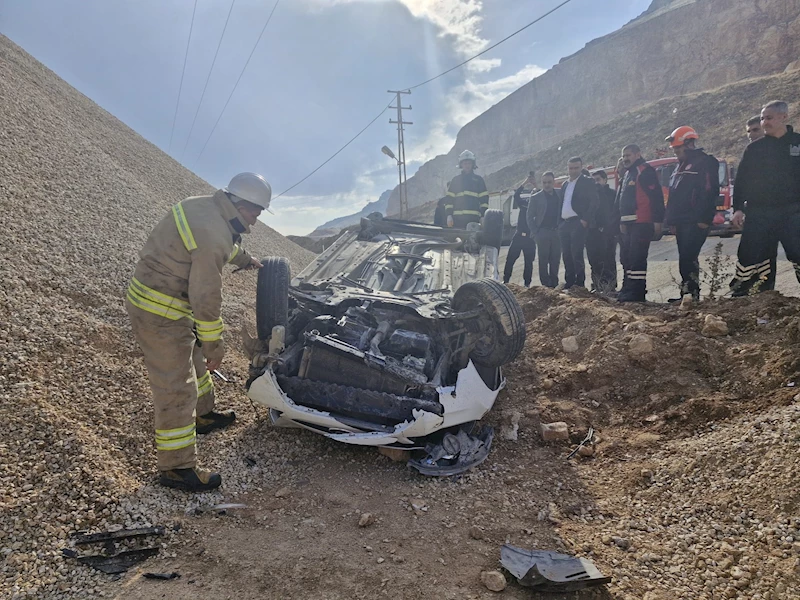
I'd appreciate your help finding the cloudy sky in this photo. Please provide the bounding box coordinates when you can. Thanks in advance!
[2,0,650,235]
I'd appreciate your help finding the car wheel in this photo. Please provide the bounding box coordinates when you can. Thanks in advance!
[256,256,290,340]
[480,209,504,249]
[452,278,526,367]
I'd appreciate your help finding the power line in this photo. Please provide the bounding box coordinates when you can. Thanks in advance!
[192,0,280,167]
[273,0,575,199]
[406,0,574,90]
[168,0,199,153]
[180,0,237,161]
[273,103,392,200]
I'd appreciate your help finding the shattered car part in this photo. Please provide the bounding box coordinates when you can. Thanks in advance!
[408,425,494,476]
[73,526,165,546]
[500,545,612,592]
[247,213,525,474]
[143,572,181,580]
[78,548,160,574]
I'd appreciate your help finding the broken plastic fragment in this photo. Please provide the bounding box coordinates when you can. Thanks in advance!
[500,545,611,592]
[407,426,493,476]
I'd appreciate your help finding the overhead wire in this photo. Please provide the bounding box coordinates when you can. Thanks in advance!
[168,0,199,153]
[273,0,575,200]
[180,0,238,161]
[191,0,280,167]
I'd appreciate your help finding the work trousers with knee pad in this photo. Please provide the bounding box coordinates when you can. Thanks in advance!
[126,300,216,471]
[619,223,654,301]
[730,206,800,295]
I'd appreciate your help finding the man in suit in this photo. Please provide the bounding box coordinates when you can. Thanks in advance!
[527,171,562,287]
[558,157,597,289]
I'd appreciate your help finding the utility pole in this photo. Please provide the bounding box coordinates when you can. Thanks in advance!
[388,90,412,219]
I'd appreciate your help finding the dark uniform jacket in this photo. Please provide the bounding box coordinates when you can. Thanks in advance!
[594,184,618,231]
[664,148,720,226]
[559,175,597,224]
[513,185,537,236]
[733,125,800,213]
[445,172,489,226]
[616,158,665,224]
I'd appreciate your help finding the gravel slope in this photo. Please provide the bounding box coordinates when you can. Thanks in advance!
[0,34,313,599]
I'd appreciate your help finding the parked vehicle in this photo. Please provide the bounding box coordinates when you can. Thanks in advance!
[244,212,526,476]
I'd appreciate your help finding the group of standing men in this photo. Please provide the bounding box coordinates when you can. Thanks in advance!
[498,99,800,302]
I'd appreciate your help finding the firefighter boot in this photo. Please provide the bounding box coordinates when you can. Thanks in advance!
[159,468,222,492]
[196,410,236,434]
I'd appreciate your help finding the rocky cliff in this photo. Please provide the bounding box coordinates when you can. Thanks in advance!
[388,0,800,215]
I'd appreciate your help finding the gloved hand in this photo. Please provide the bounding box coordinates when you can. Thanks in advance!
[203,338,225,371]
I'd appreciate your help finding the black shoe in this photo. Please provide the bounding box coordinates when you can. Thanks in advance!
[617,294,645,303]
[159,468,221,492]
[667,297,682,304]
[197,410,236,434]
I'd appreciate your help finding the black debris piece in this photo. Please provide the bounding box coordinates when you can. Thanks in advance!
[500,545,611,592]
[143,572,180,580]
[61,548,78,559]
[78,548,160,574]
[73,526,165,546]
[244,456,257,467]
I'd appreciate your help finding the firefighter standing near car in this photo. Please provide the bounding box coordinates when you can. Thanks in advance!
[615,144,665,303]
[445,150,489,229]
[730,100,800,295]
[503,171,538,287]
[663,126,720,305]
[126,172,270,492]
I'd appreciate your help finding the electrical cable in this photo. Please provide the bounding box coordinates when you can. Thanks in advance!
[274,0,575,199]
[405,0,574,90]
[192,0,280,167]
[180,0,237,161]
[168,0,199,153]
[273,103,393,200]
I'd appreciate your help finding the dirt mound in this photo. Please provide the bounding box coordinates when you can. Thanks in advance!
[0,34,313,599]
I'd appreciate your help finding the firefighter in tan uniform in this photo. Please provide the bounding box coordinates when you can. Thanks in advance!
[126,172,271,492]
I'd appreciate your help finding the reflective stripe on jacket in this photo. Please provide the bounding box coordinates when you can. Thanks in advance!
[129,190,255,343]
[444,172,489,220]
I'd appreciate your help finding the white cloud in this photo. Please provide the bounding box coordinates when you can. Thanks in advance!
[408,63,545,162]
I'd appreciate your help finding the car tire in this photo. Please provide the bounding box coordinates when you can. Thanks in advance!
[452,278,526,367]
[481,209,504,249]
[256,256,290,340]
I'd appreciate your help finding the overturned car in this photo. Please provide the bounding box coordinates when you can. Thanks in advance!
[245,211,526,475]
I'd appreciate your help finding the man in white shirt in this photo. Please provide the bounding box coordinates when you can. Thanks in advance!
[558,157,598,289]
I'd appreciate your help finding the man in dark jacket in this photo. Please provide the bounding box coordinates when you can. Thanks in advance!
[730,100,800,295]
[527,171,562,287]
[663,126,720,304]
[558,157,597,289]
[615,144,665,302]
[445,150,489,229]
[586,170,618,293]
[433,193,448,227]
[503,172,537,286]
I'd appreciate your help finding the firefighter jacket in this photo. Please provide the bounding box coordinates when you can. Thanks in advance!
[444,172,489,223]
[664,148,720,226]
[733,125,800,213]
[616,158,665,224]
[127,190,256,361]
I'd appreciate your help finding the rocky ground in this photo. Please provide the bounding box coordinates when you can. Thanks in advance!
[2,33,799,600]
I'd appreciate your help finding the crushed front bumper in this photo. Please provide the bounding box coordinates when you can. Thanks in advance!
[247,360,504,447]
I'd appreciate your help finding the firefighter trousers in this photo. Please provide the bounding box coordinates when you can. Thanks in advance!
[558,217,587,288]
[675,223,710,298]
[503,233,536,286]
[619,223,654,301]
[730,206,800,295]
[535,228,561,288]
[126,300,216,471]
[586,228,617,293]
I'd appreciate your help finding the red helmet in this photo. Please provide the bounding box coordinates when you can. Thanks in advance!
[666,126,699,148]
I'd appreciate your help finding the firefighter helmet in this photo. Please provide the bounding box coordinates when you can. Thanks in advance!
[666,126,699,148]
[224,172,273,212]
[458,150,477,167]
